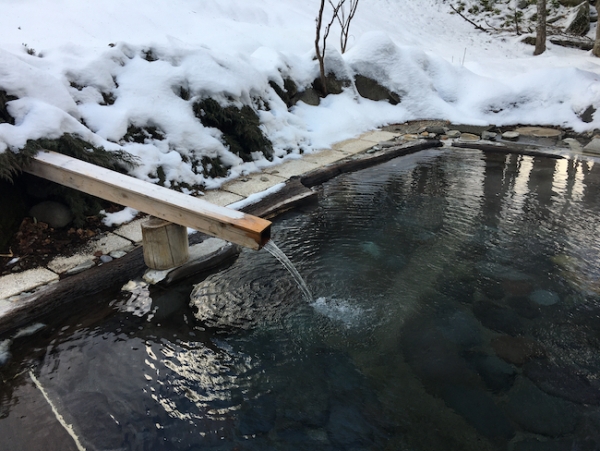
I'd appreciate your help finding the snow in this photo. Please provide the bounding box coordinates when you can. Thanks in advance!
[0,0,599,189]
[101,207,139,227]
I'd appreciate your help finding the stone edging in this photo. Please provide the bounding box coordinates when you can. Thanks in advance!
[0,125,597,335]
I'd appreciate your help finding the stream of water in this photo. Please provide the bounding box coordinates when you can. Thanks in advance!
[263,240,314,303]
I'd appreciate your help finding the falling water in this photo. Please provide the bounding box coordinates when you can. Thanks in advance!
[263,240,313,302]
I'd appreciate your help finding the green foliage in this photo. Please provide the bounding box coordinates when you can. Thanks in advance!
[123,124,164,143]
[0,90,17,125]
[0,134,137,227]
[193,98,274,163]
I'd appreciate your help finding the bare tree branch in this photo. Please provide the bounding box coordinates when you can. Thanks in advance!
[450,4,489,33]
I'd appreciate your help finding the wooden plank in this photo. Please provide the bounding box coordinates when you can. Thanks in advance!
[25,150,271,250]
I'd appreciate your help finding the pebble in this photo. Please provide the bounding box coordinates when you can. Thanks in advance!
[530,289,560,306]
[502,131,520,141]
[446,130,461,138]
[99,255,113,264]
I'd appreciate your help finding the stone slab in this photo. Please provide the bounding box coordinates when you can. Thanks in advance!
[0,269,59,300]
[302,149,348,165]
[200,190,244,207]
[222,173,287,197]
[113,217,147,243]
[47,254,95,274]
[515,127,562,138]
[265,158,319,179]
[358,130,401,143]
[47,233,132,274]
[332,139,375,155]
[583,138,600,155]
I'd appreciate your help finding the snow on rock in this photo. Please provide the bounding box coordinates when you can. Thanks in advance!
[0,0,599,188]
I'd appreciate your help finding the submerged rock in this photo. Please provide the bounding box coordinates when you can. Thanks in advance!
[505,378,582,437]
[491,335,546,366]
[523,360,600,405]
[442,384,515,439]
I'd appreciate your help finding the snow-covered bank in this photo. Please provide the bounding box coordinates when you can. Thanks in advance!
[0,0,599,190]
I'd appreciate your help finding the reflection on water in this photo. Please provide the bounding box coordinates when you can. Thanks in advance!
[1,149,600,451]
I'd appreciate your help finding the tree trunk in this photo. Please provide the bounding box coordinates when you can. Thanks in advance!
[534,0,547,55]
[594,0,600,57]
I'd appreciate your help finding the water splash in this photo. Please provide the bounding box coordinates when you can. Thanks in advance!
[263,240,313,302]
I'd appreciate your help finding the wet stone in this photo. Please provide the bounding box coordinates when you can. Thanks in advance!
[437,276,476,304]
[401,324,478,388]
[507,296,541,319]
[442,384,515,439]
[523,360,600,405]
[478,277,506,300]
[466,353,517,393]
[326,402,373,448]
[446,130,461,138]
[502,131,520,141]
[513,438,574,451]
[530,289,560,306]
[435,310,482,348]
[491,335,546,366]
[505,378,582,437]
[473,301,525,336]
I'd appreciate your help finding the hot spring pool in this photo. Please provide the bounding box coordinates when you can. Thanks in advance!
[1,148,600,451]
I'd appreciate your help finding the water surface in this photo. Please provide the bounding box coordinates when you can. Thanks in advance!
[2,148,600,451]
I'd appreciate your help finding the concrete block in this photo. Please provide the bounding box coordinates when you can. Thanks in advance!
[0,269,59,300]
[87,233,132,254]
[359,130,401,143]
[114,217,147,243]
[48,254,95,274]
[303,149,348,165]
[266,159,319,178]
[222,173,286,198]
[332,139,375,155]
[200,190,244,207]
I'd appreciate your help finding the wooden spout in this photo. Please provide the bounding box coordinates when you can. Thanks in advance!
[25,150,272,250]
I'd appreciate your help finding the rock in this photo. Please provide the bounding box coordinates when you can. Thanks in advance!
[502,131,520,141]
[467,353,517,393]
[99,255,113,263]
[481,131,497,141]
[562,138,583,152]
[473,301,525,336]
[436,310,483,348]
[507,296,541,319]
[29,200,73,228]
[401,324,478,389]
[505,378,582,437]
[492,335,546,366]
[450,124,492,135]
[513,438,574,451]
[530,289,560,306]
[458,133,480,142]
[515,127,562,139]
[566,2,590,36]
[446,130,461,138]
[523,360,600,405]
[63,259,96,276]
[583,138,600,155]
[426,125,446,134]
[578,106,596,123]
[313,72,351,96]
[354,74,401,105]
[442,384,515,439]
[327,402,373,447]
[295,88,320,106]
